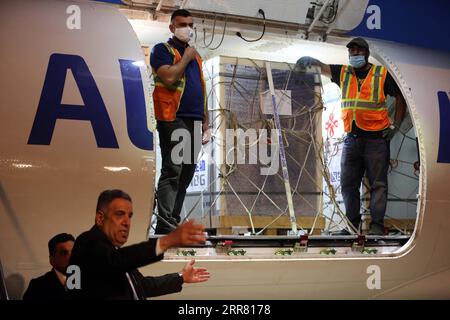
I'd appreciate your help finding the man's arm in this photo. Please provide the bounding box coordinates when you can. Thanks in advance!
[158,219,206,252]
[72,220,205,276]
[382,92,407,141]
[384,72,407,127]
[86,238,164,273]
[179,259,210,283]
[87,220,205,272]
[318,61,332,79]
[202,104,209,126]
[141,272,183,298]
[156,47,197,86]
[296,56,332,78]
[393,92,407,127]
[140,259,210,298]
[202,108,210,144]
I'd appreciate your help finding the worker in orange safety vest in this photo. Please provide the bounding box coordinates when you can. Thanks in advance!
[150,9,210,234]
[296,37,407,235]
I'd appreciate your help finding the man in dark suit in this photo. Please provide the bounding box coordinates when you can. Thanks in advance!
[23,233,75,300]
[69,189,209,300]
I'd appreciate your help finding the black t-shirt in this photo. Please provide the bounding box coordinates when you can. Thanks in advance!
[330,64,400,137]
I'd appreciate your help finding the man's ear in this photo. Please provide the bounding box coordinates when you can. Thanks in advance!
[169,23,175,34]
[49,255,54,268]
[95,211,104,226]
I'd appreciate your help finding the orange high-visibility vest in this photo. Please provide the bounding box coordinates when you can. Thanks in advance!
[340,65,390,132]
[152,43,207,122]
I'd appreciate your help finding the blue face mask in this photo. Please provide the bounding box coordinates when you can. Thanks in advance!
[349,55,367,68]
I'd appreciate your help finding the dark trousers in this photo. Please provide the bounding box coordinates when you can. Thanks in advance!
[155,118,202,234]
[340,134,389,231]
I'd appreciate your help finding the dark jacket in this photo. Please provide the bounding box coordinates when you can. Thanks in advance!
[23,269,69,300]
[69,225,183,300]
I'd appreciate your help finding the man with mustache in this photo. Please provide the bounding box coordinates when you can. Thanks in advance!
[69,189,209,299]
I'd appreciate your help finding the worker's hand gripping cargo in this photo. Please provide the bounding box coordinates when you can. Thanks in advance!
[295,56,320,71]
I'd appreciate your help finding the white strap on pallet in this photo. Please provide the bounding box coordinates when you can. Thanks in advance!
[265,61,298,234]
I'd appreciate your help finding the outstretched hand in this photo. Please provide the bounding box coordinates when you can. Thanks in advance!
[160,220,206,251]
[295,56,319,71]
[181,259,210,283]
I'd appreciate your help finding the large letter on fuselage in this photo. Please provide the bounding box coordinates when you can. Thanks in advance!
[28,53,118,148]
[119,59,153,151]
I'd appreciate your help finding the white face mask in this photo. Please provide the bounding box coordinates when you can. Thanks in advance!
[174,27,194,43]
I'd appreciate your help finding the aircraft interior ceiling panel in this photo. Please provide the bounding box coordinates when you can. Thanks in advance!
[325,0,369,32]
[184,0,311,25]
[178,0,369,32]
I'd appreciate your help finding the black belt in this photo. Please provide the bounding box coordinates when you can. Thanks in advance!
[348,131,384,139]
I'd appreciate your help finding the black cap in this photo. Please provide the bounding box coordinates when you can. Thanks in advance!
[346,37,369,50]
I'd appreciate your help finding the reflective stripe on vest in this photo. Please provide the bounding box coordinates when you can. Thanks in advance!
[339,65,389,132]
[152,42,206,122]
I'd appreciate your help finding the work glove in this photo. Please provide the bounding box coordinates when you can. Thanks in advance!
[295,56,319,71]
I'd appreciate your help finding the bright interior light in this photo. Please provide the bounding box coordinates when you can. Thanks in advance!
[12,163,33,169]
[104,166,131,172]
[132,60,146,67]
